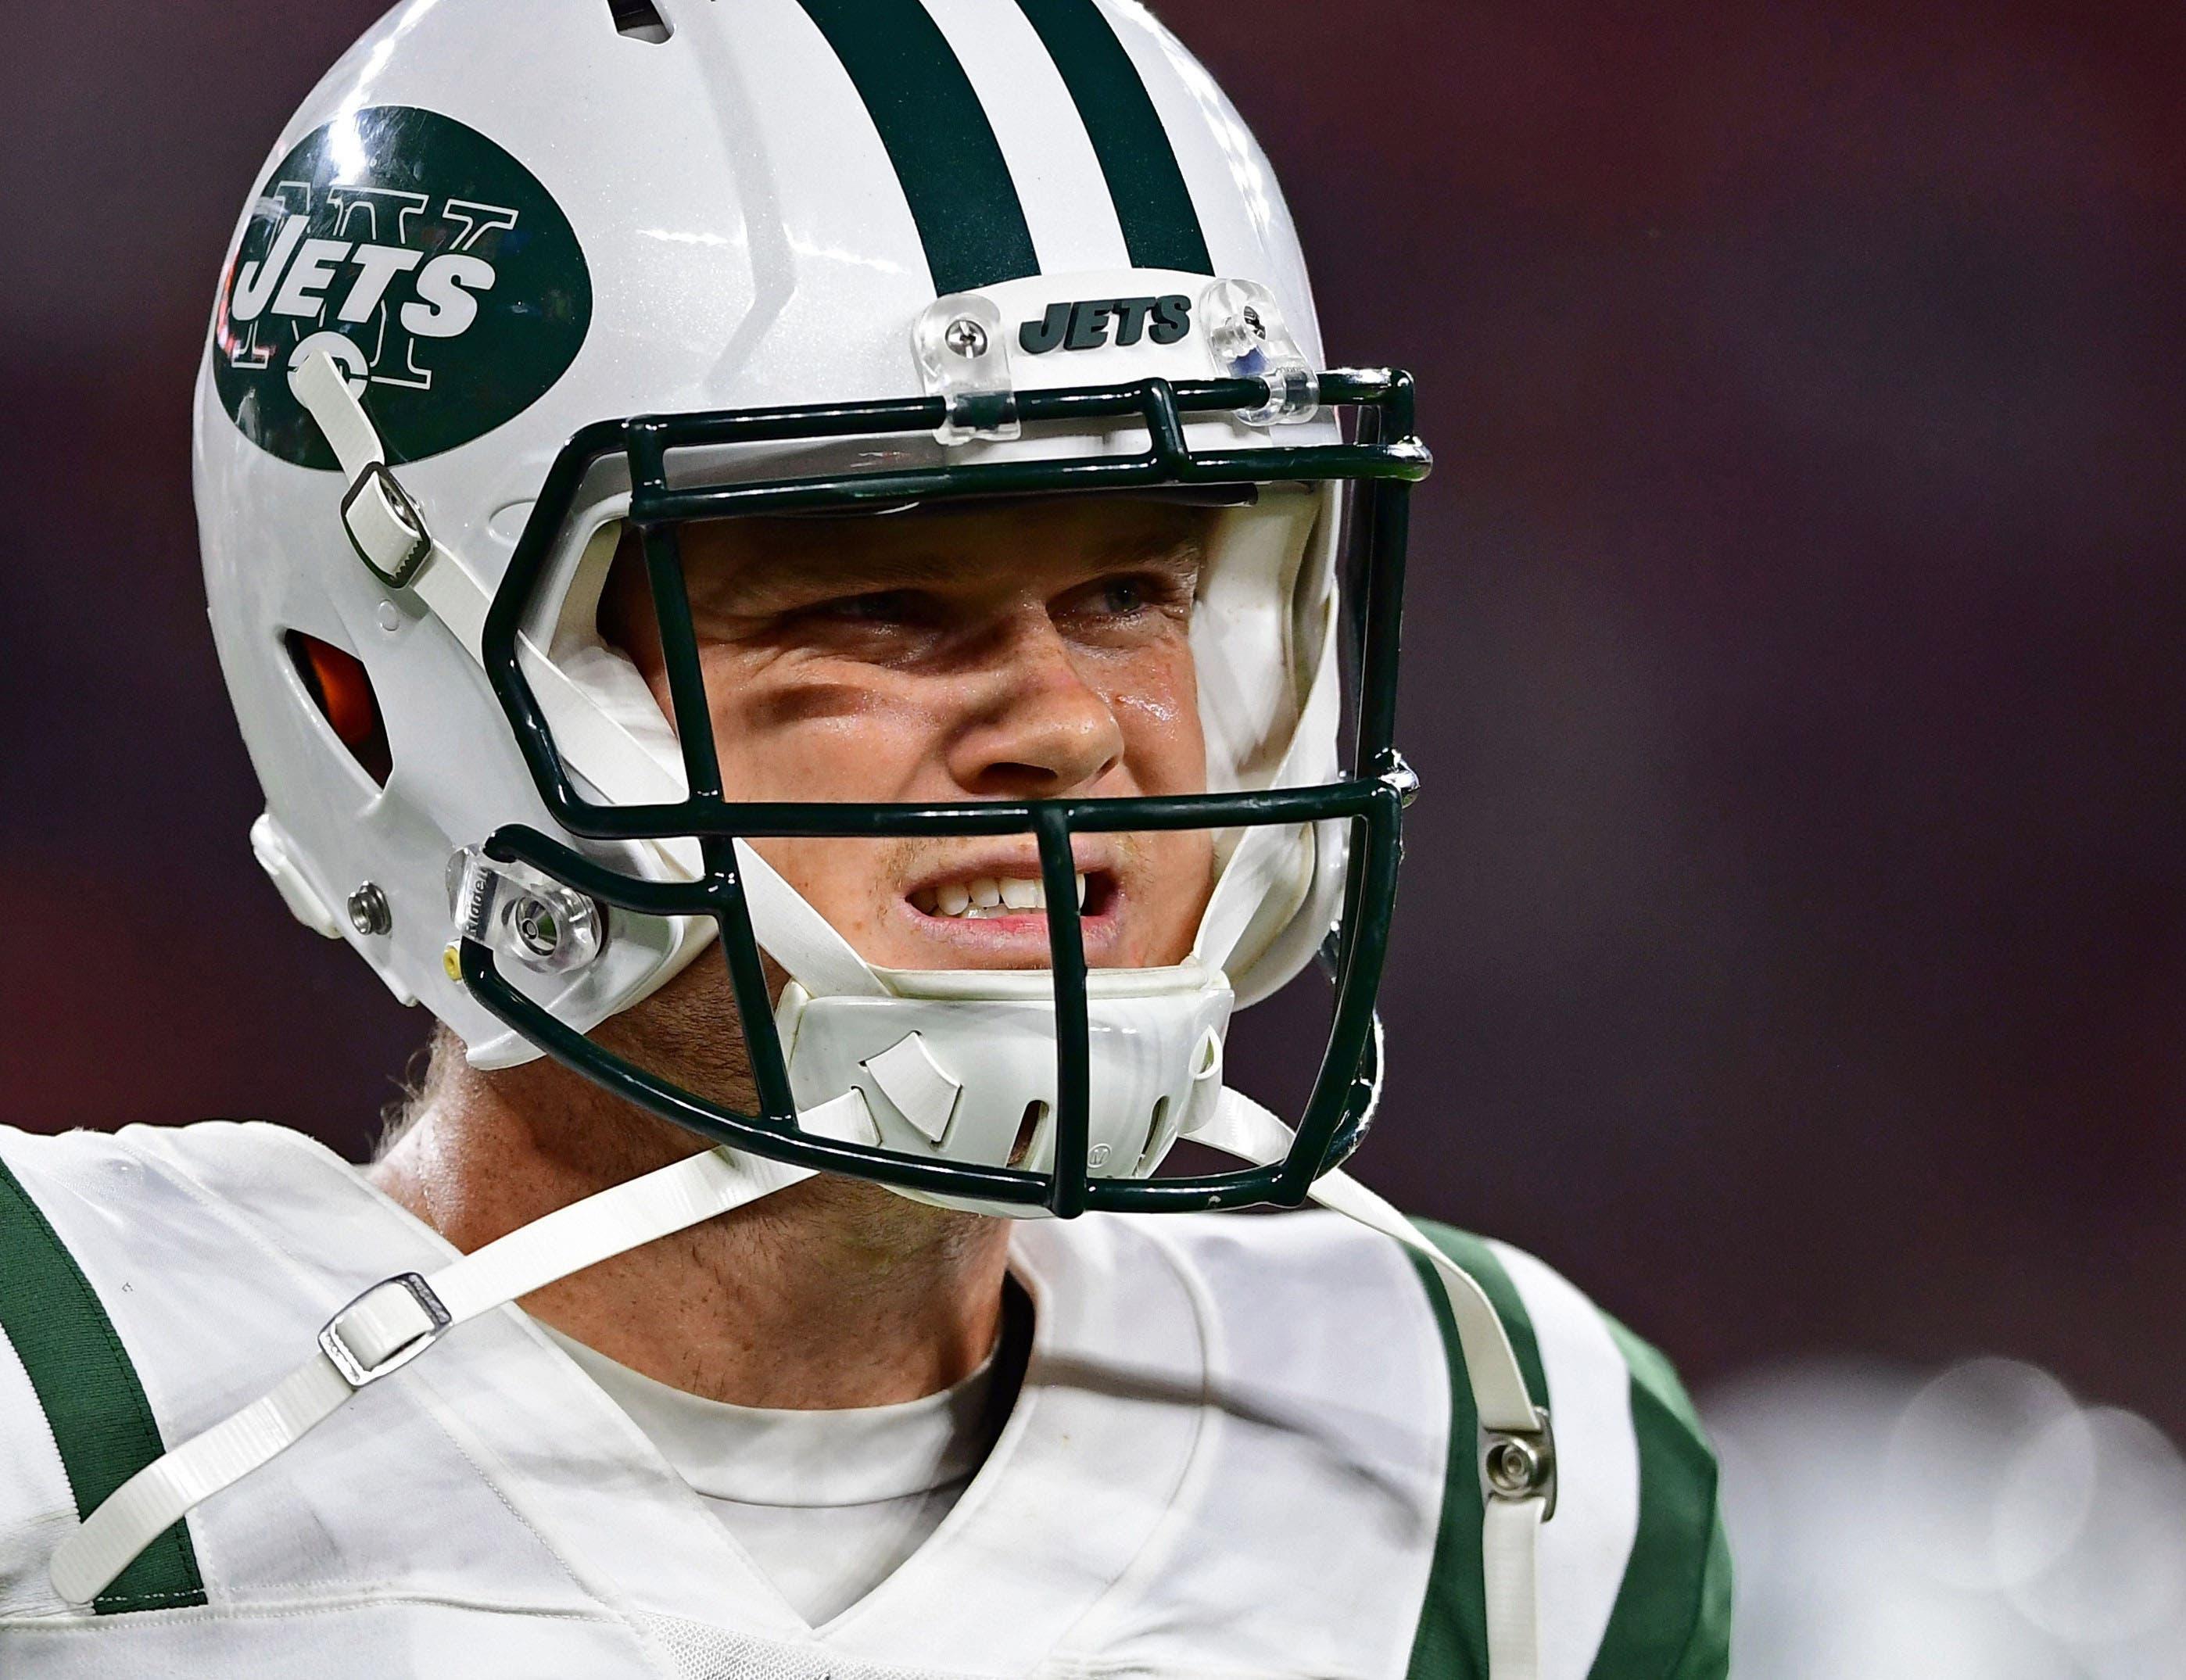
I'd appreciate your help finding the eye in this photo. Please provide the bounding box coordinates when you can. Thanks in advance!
[1099,576,1150,615]
[807,589,925,626]
[1073,570,1193,622]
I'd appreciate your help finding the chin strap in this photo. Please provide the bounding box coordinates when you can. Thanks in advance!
[49,1094,1545,1678]
[292,350,691,816]
[1191,1091,1549,1680]
[45,1139,826,1609]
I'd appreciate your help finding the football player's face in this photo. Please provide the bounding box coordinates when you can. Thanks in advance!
[606,496,1217,971]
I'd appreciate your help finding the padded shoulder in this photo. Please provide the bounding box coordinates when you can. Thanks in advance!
[0,1122,464,1624]
[0,1127,231,1615]
[1406,1220,1730,1680]
[1113,1207,1729,1678]
[1588,1306,1732,1680]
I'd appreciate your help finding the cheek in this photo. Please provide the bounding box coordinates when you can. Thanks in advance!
[696,654,944,803]
[677,657,924,949]
[1109,647,1216,965]
[1107,645,1206,795]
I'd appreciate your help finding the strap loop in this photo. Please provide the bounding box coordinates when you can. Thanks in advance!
[339,462,432,589]
[317,1273,450,1388]
[48,1144,814,1608]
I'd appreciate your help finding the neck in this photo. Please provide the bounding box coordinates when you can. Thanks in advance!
[368,1035,1013,1410]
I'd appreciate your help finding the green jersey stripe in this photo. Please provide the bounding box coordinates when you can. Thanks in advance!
[791,0,1041,296]
[1404,1221,1548,1680]
[0,1154,206,1613]
[1011,0,1214,275]
[1590,1317,1733,1678]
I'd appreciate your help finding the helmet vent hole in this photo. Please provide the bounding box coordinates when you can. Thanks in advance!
[607,0,673,42]
[1138,1094,1182,1177]
[1009,1101,1050,1168]
[285,631,391,788]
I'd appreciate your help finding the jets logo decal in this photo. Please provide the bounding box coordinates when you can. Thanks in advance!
[213,106,591,470]
[1018,294,1193,356]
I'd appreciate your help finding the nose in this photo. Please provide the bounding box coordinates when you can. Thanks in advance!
[947,611,1125,797]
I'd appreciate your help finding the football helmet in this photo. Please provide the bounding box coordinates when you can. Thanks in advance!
[202,0,1424,1217]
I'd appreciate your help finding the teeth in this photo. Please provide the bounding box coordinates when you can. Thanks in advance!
[919,873,1091,919]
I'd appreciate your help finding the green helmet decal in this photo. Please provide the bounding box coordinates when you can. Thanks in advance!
[212,106,592,470]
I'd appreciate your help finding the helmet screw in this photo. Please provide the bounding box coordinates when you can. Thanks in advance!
[346,883,392,937]
[943,317,988,359]
[1484,1438,1539,1496]
[1486,1424,1556,1503]
[511,896,563,958]
[1242,305,1267,339]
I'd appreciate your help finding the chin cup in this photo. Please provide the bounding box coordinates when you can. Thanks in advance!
[773,969,1234,1210]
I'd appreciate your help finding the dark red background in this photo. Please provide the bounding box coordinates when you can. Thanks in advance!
[2,3,2180,1431]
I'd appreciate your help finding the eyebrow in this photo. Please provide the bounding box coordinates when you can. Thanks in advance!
[684,516,1207,608]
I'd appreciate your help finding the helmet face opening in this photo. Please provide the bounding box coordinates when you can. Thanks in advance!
[458,370,1426,1217]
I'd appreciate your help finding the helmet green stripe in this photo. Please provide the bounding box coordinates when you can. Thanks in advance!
[794,0,1042,294]
[1014,0,1215,274]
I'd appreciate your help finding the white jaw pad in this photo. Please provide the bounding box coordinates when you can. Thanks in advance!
[735,832,1242,1200]
[777,973,1233,1206]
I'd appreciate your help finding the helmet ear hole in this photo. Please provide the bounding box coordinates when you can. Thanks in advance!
[607,0,672,43]
[285,631,392,787]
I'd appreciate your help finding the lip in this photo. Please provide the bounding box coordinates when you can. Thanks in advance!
[894,842,1123,965]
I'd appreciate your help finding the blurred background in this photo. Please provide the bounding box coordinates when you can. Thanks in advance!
[2,2,2180,1668]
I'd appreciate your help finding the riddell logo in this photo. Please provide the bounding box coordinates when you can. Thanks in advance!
[212,106,591,471]
[1017,294,1193,355]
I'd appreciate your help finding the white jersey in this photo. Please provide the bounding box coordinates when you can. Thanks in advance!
[0,1123,1727,1678]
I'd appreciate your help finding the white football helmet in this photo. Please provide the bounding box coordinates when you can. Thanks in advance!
[200,0,1426,1218]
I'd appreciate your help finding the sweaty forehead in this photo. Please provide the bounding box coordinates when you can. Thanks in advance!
[674,495,1214,600]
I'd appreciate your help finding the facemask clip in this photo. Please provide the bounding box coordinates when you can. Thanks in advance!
[1202,278,1320,427]
[912,293,1023,446]
[449,847,605,976]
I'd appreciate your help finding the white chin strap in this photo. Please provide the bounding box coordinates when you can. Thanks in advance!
[48,1099,1550,1678]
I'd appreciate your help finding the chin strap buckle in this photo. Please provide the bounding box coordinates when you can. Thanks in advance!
[294,349,439,589]
[317,1273,451,1388]
[339,460,433,589]
[1482,1406,1557,1521]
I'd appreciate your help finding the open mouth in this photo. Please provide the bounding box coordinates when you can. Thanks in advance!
[908,870,1101,919]
[899,858,1125,959]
